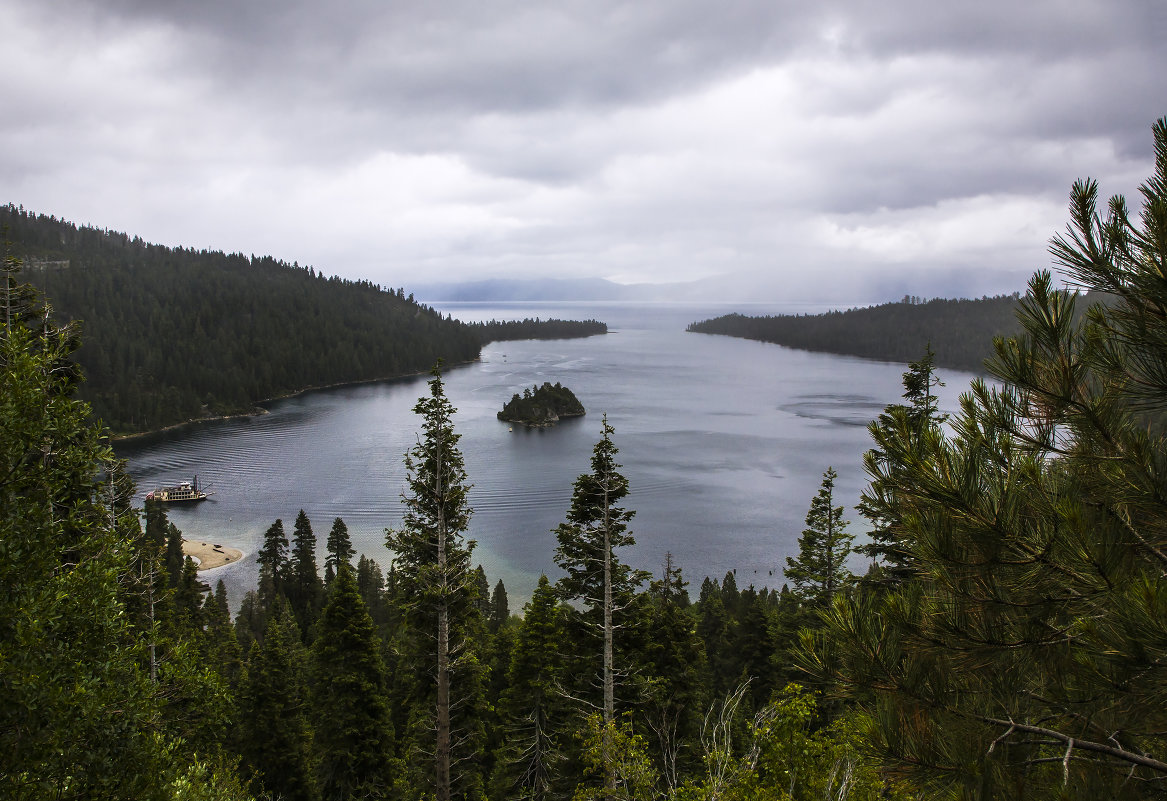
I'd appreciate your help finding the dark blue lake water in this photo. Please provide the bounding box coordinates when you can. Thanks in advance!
[116,302,978,611]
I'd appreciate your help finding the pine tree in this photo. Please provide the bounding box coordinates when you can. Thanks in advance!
[784,467,853,607]
[807,118,1167,798]
[385,365,486,801]
[166,520,185,587]
[494,575,568,801]
[637,557,706,792]
[311,567,395,800]
[488,579,510,633]
[554,415,648,797]
[289,509,324,638]
[0,258,239,798]
[240,604,317,801]
[857,345,947,586]
[324,516,354,584]
[257,518,289,608]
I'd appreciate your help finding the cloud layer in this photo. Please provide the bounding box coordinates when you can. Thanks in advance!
[3,0,1163,301]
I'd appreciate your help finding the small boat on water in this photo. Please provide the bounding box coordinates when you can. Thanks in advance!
[146,476,212,503]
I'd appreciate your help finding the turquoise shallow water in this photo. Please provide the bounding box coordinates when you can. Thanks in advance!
[117,301,978,611]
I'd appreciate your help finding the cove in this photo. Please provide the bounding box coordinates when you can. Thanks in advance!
[116,301,978,610]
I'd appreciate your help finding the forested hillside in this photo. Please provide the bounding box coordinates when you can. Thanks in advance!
[0,205,603,434]
[687,293,1024,372]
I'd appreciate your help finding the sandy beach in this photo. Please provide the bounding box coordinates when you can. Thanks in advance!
[182,539,243,570]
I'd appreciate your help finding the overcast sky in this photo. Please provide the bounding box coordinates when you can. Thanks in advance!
[3,0,1164,302]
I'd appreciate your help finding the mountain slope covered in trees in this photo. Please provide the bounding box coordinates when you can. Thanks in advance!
[687,293,1024,372]
[0,205,604,434]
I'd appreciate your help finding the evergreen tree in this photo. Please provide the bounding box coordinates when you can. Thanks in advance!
[636,557,707,792]
[356,553,392,630]
[857,345,947,586]
[494,575,568,801]
[173,555,207,633]
[166,520,185,587]
[784,467,853,607]
[240,604,317,801]
[324,516,354,584]
[0,257,241,798]
[696,582,735,699]
[488,579,510,633]
[289,509,324,638]
[257,518,289,608]
[311,567,396,800]
[554,415,648,797]
[385,365,486,801]
[807,118,1167,798]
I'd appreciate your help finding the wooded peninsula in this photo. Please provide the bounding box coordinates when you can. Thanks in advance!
[687,293,1023,372]
[0,204,606,435]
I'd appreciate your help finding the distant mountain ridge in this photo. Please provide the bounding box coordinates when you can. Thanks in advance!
[414,277,661,302]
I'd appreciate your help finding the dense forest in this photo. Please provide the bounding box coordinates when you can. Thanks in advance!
[6,120,1167,800]
[0,205,605,435]
[687,293,1024,372]
[498,381,586,426]
[468,317,607,342]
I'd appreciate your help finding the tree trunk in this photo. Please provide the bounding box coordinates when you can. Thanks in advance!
[435,441,451,801]
[436,602,451,801]
[603,482,616,798]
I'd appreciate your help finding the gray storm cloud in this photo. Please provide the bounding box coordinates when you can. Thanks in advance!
[2,0,1162,301]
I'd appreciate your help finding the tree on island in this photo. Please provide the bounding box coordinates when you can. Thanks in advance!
[498,381,585,427]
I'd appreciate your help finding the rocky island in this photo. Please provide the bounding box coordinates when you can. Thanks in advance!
[498,382,586,427]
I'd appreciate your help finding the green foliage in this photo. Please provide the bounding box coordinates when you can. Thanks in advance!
[0,258,240,799]
[324,516,354,582]
[494,575,570,801]
[239,605,317,801]
[784,467,853,607]
[688,294,1023,372]
[289,509,324,639]
[469,317,607,342]
[806,118,1167,799]
[311,567,396,800]
[571,714,659,801]
[499,381,586,426]
[856,346,947,587]
[677,684,906,801]
[385,365,487,801]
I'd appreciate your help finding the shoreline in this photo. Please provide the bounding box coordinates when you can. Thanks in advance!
[111,360,479,443]
[182,539,244,571]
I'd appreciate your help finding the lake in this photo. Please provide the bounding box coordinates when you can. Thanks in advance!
[116,301,979,611]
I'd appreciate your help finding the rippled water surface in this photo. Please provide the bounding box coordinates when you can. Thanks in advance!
[116,302,978,609]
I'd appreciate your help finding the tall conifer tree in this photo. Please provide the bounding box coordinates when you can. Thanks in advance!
[494,575,568,801]
[324,516,354,584]
[554,415,648,797]
[289,509,324,637]
[784,467,853,607]
[311,567,395,800]
[385,365,486,801]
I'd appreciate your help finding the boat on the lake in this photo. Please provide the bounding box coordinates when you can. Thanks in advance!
[146,476,212,503]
